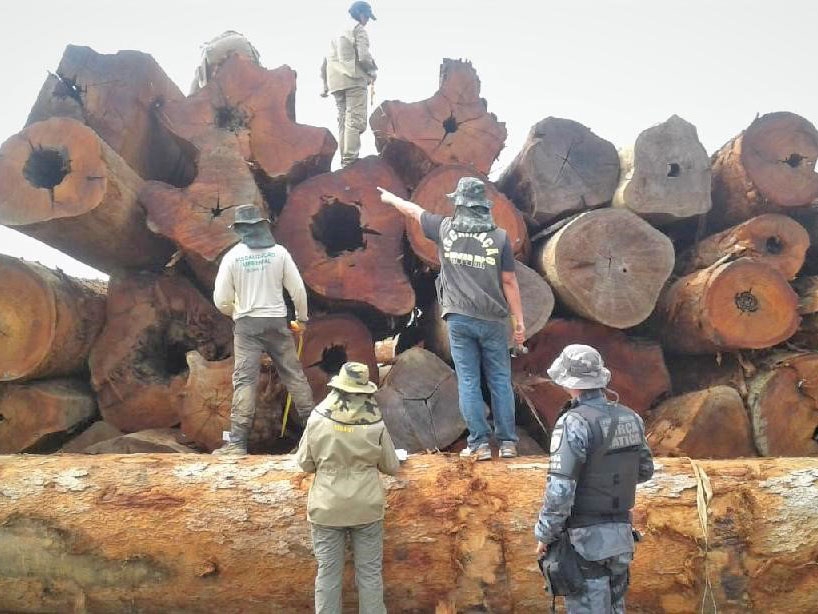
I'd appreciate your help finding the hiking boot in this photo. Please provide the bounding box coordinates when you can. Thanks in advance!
[460,442,492,461]
[499,441,518,458]
[211,441,248,456]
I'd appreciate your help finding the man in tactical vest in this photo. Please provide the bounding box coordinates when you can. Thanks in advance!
[535,344,654,613]
[378,178,525,460]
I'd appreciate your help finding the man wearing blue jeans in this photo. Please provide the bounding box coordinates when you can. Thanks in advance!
[379,177,525,459]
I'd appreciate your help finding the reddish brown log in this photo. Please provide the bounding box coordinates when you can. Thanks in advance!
[747,352,818,456]
[0,379,96,454]
[84,428,195,454]
[276,156,415,317]
[646,386,757,459]
[794,275,818,315]
[512,318,670,430]
[658,257,800,354]
[60,421,123,453]
[0,117,174,272]
[0,256,105,383]
[89,272,233,433]
[497,117,620,226]
[710,112,818,228]
[370,59,506,188]
[679,213,809,280]
[404,164,529,267]
[665,353,751,397]
[536,208,675,328]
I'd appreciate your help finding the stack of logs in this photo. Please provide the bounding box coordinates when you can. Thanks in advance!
[1,44,818,464]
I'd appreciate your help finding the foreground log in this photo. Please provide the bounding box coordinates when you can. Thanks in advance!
[710,111,818,228]
[747,352,818,456]
[0,256,105,382]
[646,386,757,459]
[89,272,233,432]
[405,164,529,267]
[512,318,670,429]
[0,380,96,454]
[678,213,809,280]
[370,59,506,188]
[497,117,620,227]
[536,208,675,328]
[0,455,816,613]
[658,257,799,354]
[612,114,711,224]
[0,117,174,272]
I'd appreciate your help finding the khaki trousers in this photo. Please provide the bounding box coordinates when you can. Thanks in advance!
[333,86,368,167]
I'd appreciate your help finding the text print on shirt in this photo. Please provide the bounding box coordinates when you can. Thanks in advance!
[237,252,274,273]
[441,229,501,270]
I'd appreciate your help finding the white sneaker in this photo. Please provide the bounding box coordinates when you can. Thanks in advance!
[499,441,518,458]
[460,442,492,461]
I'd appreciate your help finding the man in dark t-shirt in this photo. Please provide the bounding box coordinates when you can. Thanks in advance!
[379,177,525,459]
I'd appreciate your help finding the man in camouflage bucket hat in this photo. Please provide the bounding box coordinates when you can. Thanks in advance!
[534,345,654,613]
[296,361,399,613]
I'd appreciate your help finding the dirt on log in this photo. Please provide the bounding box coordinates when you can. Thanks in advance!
[0,455,816,613]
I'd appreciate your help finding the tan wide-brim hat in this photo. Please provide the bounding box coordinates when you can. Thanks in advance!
[547,344,612,390]
[328,361,378,394]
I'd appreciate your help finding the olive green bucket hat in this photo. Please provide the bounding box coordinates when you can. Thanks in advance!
[328,362,378,394]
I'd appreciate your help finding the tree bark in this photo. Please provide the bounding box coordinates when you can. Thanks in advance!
[497,117,620,227]
[0,117,175,272]
[512,318,670,430]
[89,272,233,433]
[275,156,415,319]
[405,164,529,267]
[0,379,96,454]
[678,213,809,280]
[0,454,816,613]
[612,114,711,224]
[710,112,818,228]
[370,59,507,189]
[646,386,757,459]
[0,255,106,383]
[747,352,818,456]
[658,257,800,354]
[535,208,675,328]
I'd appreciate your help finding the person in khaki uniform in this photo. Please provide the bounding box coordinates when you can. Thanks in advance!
[296,362,399,614]
[321,1,378,167]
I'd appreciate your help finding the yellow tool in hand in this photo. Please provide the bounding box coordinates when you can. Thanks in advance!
[280,320,305,437]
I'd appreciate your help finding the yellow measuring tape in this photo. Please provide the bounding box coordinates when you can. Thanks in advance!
[280,328,305,437]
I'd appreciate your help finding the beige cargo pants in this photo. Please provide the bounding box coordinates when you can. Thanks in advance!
[333,86,368,167]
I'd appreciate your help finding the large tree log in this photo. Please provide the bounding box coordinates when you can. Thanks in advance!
[710,112,818,228]
[0,379,96,454]
[83,428,195,454]
[535,208,675,328]
[497,117,620,227]
[275,156,415,319]
[677,213,809,280]
[665,353,750,397]
[0,455,816,613]
[60,421,123,453]
[747,352,818,456]
[89,272,233,433]
[370,59,506,188]
[0,117,175,272]
[26,45,195,186]
[646,386,757,459]
[612,114,711,224]
[0,255,105,382]
[658,257,799,354]
[512,318,670,430]
[404,164,529,267]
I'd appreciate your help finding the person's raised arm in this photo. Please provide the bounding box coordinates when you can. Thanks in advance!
[377,187,424,223]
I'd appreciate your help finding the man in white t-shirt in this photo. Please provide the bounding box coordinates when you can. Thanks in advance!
[212,204,314,455]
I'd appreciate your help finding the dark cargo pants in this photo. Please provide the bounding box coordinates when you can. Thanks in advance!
[565,552,632,614]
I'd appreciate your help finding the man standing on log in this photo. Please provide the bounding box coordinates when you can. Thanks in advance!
[378,177,525,459]
[321,1,378,168]
[212,204,314,455]
[535,345,654,613]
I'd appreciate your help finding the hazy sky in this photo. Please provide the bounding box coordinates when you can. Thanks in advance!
[1,0,816,279]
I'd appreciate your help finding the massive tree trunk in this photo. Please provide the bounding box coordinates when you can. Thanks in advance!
[370,59,506,188]
[0,379,96,454]
[665,353,750,397]
[0,117,175,272]
[512,318,670,430]
[0,455,816,613]
[0,255,105,382]
[89,272,233,433]
[60,421,123,453]
[646,386,757,459]
[83,428,195,454]
[535,208,675,328]
[405,164,529,267]
[658,257,799,354]
[612,114,711,224]
[497,117,620,227]
[710,112,818,228]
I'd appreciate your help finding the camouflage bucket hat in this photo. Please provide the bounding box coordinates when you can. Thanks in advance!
[446,177,493,210]
[229,203,270,228]
[547,344,611,390]
[328,362,378,394]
